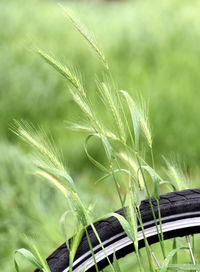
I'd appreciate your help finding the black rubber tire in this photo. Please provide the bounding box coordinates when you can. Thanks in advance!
[35,188,200,272]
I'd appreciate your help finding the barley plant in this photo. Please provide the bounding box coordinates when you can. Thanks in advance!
[13,5,200,272]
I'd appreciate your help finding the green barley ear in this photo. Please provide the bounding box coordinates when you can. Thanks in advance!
[164,157,187,191]
[12,121,78,193]
[66,121,120,142]
[119,90,152,149]
[37,49,107,137]
[13,121,90,229]
[97,82,126,143]
[67,89,106,135]
[139,99,152,149]
[65,121,95,134]
[12,120,64,171]
[37,49,86,97]
[61,6,109,70]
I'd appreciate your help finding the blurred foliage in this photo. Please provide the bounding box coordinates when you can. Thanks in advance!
[1,0,200,270]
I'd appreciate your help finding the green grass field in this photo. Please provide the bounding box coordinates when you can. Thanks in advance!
[1,0,200,271]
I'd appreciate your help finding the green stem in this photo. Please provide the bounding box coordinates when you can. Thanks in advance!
[136,154,166,259]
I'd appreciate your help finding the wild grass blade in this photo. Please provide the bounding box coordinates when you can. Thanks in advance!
[68,227,84,272]
[113,252,122,272]
[14,248,43,272]
[85,228,100,272]
[118,152,144,190]
[94,168,132,184]
[32,244,51,272]
[85,134,110,173]
[105,213,135,242]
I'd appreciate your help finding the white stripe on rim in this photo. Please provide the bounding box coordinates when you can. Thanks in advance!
[63,217,200,272]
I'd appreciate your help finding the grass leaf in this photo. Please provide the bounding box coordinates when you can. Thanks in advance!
[159,247,187,272]
[118,152,145,190]
[14,248,43,271]
[106,213,135,242]
[85,134,113,172]
[141,164,162,199]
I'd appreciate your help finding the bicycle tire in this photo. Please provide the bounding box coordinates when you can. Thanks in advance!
[35,188,200,272]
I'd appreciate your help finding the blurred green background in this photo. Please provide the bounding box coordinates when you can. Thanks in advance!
[1,0,200,270]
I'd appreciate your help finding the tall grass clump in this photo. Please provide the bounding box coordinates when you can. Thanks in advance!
[14,6,198,272]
